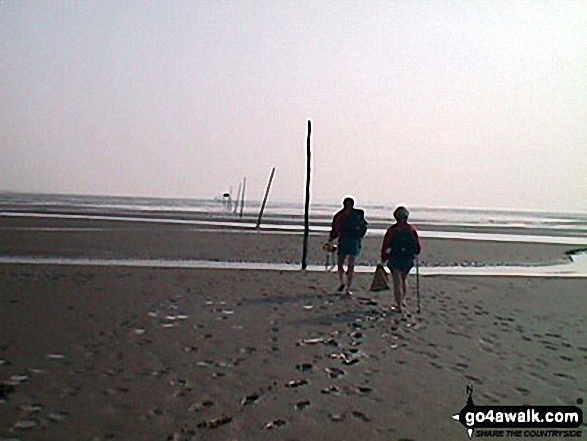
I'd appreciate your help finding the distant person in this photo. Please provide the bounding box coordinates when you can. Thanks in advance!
[327,197,368,295]
[381,206,421,312]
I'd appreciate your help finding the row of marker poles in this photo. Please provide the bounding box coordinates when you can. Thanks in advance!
[236,121,311,268]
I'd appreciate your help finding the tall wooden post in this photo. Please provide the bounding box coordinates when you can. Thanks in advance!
[256,167,275,228]
[302,120,312,270]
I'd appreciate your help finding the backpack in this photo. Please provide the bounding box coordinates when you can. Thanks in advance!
[389,226,417,259]
[344,209,368,239]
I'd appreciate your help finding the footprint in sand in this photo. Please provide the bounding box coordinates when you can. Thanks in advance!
[285,379,308,388]
[323,367,346,379]
[553,372,576,380]
[12,419,38,430]
[241,392,260,406]
[429,361,443,370]
[321,385,340,395]
[355,386,372,395]
[446,330,468,338]
[48,412,68,422]
[45,353,66,360]
[19,403,44,413]
[515,387,530,395]
[148,408,166,418]
[197,415,233,429]
[296,363,313,373]
[423,350,439,360]
[351,410,371,422]
[477,338,495,353]
[480,392,501,404]
[188,400,214,412]
[265,419,287,429]
[295,400,311,410]
[527,371,548,382]
[328,413,345,422]
[464,374,483,385]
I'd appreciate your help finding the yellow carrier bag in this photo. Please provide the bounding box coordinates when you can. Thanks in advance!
[369,263,390,292]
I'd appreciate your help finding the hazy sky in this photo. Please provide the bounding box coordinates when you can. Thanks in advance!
[1,1,586,211]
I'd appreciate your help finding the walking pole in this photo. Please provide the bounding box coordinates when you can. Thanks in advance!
[416,256,420,313]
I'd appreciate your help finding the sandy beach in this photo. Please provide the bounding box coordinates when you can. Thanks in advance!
[1,215,586,440]
[4,0,587,438]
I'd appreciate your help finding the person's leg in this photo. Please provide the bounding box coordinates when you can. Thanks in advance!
[346,255,355,293]
[337,254,346,290]
[391,269,402,311]
[400,270,409,304]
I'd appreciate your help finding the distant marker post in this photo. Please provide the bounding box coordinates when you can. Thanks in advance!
[256,167,275,228]
[234,182,242,214]
[239,177,246,217]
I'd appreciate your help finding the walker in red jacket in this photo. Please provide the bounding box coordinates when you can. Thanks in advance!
[380,206,421,313]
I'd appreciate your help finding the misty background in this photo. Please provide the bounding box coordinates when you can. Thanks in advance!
[1,1,586,212]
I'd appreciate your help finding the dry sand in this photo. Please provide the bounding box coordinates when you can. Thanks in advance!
[0,217,586,440]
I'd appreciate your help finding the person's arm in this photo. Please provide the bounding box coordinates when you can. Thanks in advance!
[381,228,395,261]
[329,212,339,241]
[412,227,422,255]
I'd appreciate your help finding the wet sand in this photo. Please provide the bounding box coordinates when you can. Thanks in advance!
[0,215,578,267]
[0,216,586,440]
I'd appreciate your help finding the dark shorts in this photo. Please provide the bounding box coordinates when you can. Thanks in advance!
[338,238,362,257]
[387,258,414,272]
